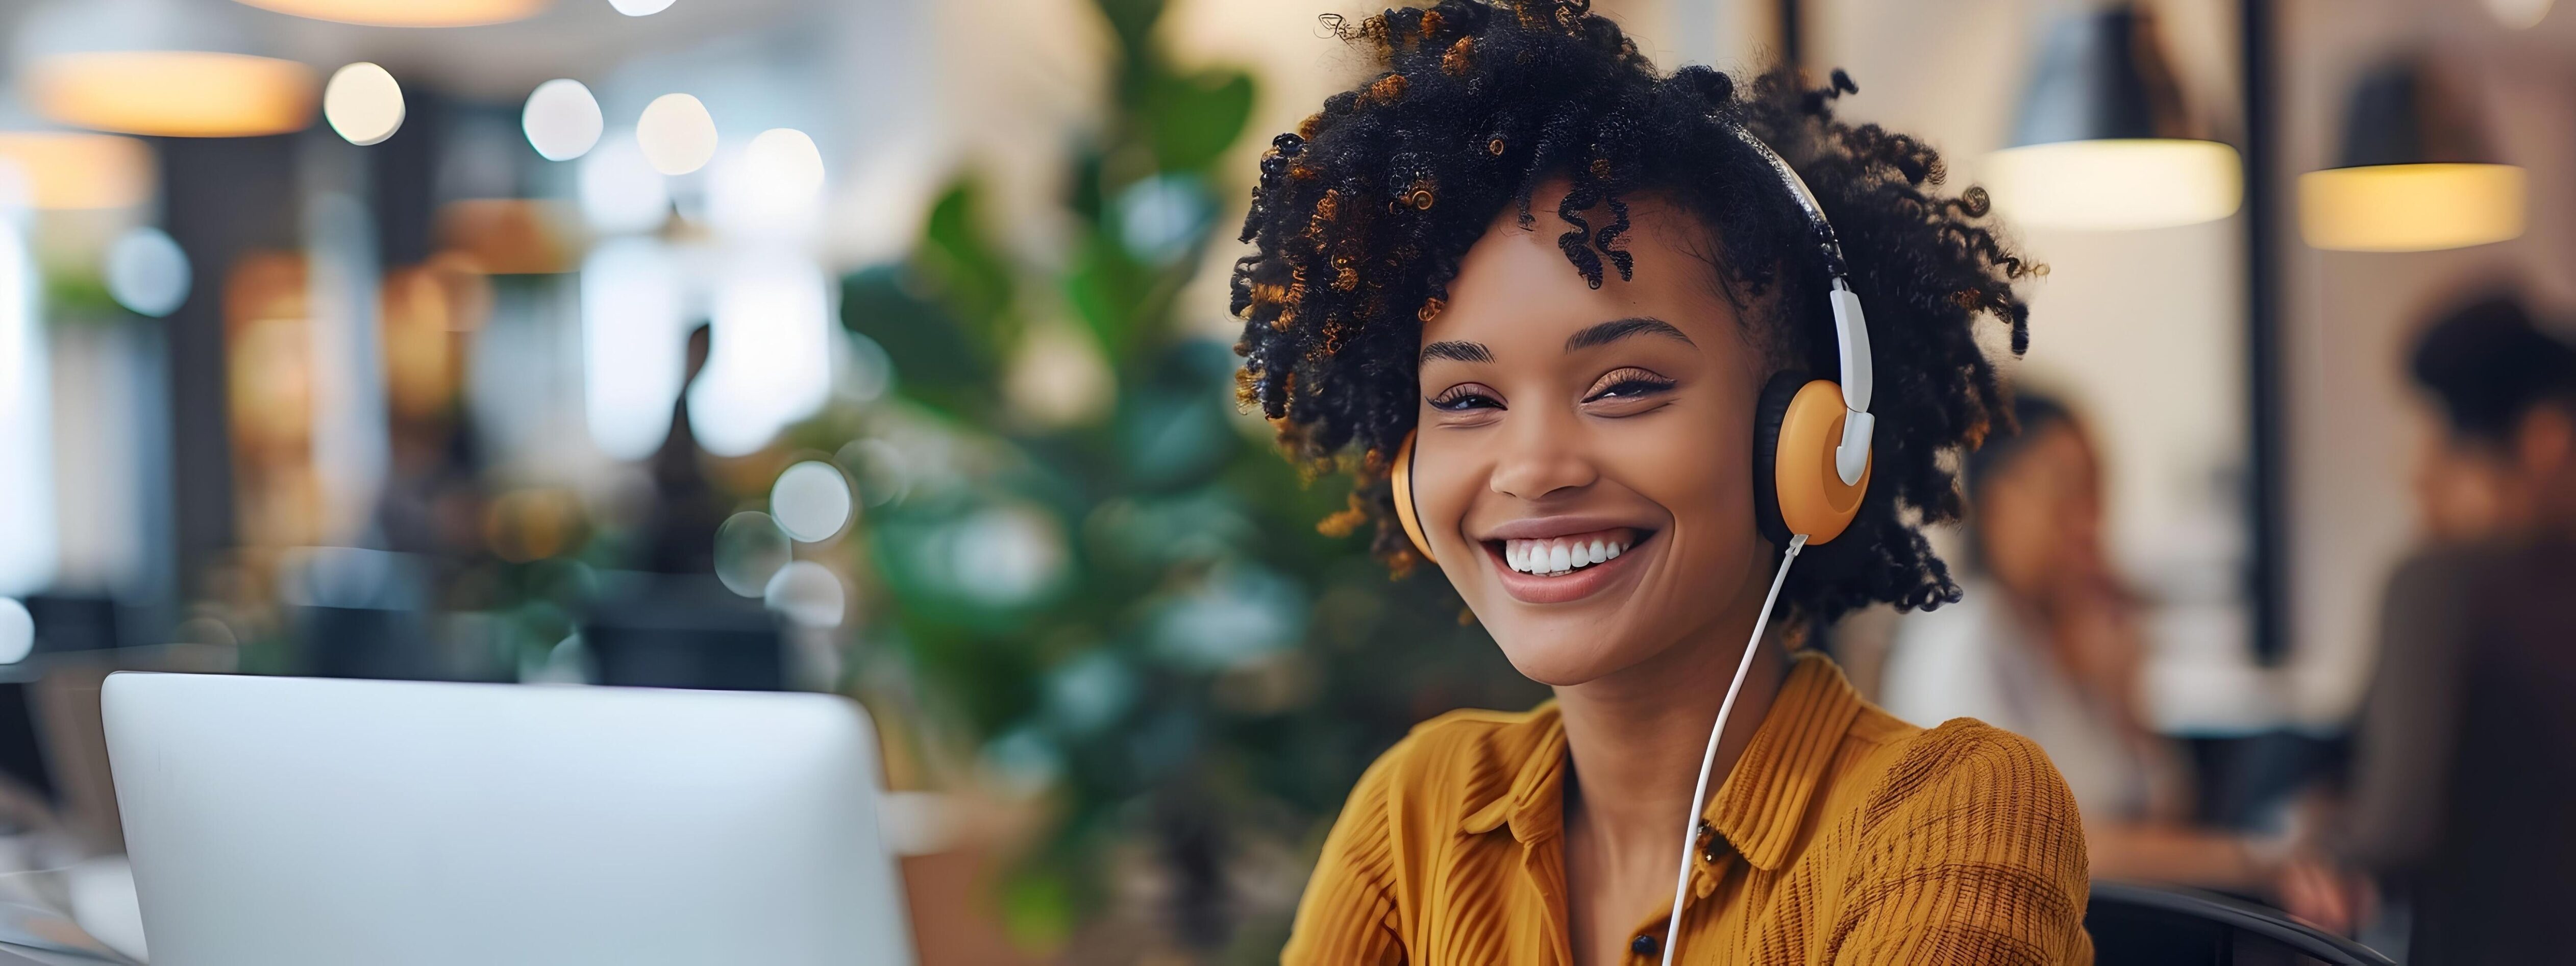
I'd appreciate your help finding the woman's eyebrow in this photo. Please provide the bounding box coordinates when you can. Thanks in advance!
[1420,340,1493,364]
[1566,316,1695,352]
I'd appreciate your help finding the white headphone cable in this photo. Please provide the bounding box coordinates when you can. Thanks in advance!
[1657,532,1806,966]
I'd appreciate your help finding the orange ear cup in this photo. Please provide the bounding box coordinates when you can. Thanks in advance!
[1390,430,1436,562]
[1773,380,1870,543]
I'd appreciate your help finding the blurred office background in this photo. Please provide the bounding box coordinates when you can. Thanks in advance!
[0,0,2565,961]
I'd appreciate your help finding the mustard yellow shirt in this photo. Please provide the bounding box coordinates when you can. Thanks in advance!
[1283,652,2093,964]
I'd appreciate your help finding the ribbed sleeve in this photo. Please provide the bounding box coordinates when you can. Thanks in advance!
[1829,721,2091,965]
[1283,743,1409,965]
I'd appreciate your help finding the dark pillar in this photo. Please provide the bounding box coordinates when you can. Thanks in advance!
[370,88,446,269]
[156,135,300,599]
[1778,0,1803,72]
[2240,0,2288,662]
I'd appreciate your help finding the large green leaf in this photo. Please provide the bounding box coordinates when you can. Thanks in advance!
[1093,0,1166,63]
[1144,68,1256,174]
[839,265,992,422]
[1062,241,1130,361]
[917,178,1020,350]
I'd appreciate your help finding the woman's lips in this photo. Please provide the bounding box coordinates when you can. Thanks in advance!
[1480,529,1652,604]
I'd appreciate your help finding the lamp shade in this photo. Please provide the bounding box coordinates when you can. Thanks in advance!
[13,0,317,138]
[0,131,154,209]
[2298,59,2524,252]
[232,0,549,28]
[1985,4,2241,230]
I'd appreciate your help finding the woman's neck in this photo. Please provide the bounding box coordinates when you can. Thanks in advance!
[1554,602,1791,872]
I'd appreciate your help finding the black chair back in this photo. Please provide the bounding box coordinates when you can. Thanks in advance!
[2088,881,2395,966]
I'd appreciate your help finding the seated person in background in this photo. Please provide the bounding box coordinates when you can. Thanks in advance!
[1879,394,2290,891]
[2306,293,2576,961]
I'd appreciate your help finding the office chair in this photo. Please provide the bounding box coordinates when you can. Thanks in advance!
[2088,880,2396,966]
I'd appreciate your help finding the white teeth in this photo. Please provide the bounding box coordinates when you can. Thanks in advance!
[1501,535,1634,575]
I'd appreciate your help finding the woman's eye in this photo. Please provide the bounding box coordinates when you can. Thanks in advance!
[1584,370,1676,402]
[1429,385,1503,411]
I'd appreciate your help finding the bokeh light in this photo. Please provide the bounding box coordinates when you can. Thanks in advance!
[1044,652,1137,734]
[762,561,845,628]
[711,128,825,236]
[104,227,189,317]
[770,461,853,543]
[1151,565,1304,672]
[609,0,678,15]
[752,131,820,192]
[0,599,29,665]
[636,93,716,176]
[521,79,603,161]
[845,330,896,404]
[834,438,909,507]
[713,511,790,597]
[947,505,1068,606]
[1116,175,1211,265]
[576,133,670,234]
[323,62,405,146]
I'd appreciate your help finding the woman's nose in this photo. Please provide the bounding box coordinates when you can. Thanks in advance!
[1487,412,1598,501]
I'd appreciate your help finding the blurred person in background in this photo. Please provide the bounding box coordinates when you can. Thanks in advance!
[1241,4,2091,963]
[1879,395,2294,894]
[2297,292,2576,961]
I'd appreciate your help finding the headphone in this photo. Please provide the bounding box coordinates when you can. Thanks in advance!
[1389,124,1876,561]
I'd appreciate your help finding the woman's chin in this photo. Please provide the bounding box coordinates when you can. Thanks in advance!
[1491,632,1646,689]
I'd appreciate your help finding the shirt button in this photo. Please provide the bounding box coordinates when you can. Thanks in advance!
[1631,933,1659,956]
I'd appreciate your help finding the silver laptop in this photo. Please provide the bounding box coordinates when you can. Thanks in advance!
[101,673,912,965]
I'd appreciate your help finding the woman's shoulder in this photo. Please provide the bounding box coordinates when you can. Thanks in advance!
[1854,715,2088,865]
[1809,717,2094,962]
[1343,703,1561,819]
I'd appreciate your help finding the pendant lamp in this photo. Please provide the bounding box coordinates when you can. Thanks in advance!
[1984,3,2242,230]
[12,0,316,138]
[2297,58,2524,253]
[0,96,153,210]
[232,0,549,28]
[0,131,154,210]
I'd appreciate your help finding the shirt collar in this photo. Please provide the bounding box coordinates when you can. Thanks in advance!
[1455,652,1864,872]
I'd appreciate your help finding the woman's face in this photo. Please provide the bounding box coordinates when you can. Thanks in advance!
[2410,407,2515,541]
[1973,420,2107,601]
[1411,184,1775,687]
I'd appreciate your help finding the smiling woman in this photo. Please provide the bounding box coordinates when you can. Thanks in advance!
[1233,3,2090,964]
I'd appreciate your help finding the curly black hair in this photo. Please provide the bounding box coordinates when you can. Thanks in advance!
[1231,0,2040,624]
